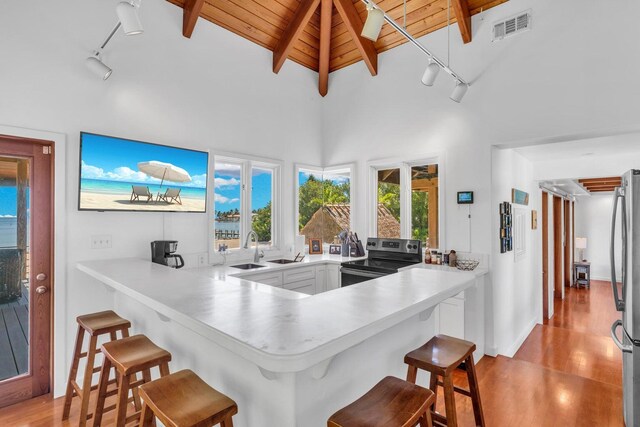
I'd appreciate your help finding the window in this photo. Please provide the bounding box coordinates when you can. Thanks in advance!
[214,161,242,249]
[371,161,440,248]
[251,166,273,245]
[297,166,352,245]
[213,155,280,253]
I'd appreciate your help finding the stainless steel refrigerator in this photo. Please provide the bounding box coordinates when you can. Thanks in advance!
[611,169,640,427]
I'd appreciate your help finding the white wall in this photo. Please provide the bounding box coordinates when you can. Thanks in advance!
[575,195,621,281]
[490,148,539,356]
[0,0,322,395]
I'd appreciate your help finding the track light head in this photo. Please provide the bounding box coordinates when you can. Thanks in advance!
[86,55,112,80]
[450,81,469,103]
[421,61,440,86]
[361,6,384,41]
[116,1,144,35]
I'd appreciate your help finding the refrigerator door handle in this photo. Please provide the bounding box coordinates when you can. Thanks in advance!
[611,319,632,353]
[610,187,626,311]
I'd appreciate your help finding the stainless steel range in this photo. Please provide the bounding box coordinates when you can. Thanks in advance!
[340,238,422,286]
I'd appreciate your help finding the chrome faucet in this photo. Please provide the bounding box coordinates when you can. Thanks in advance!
[243,230,264,263]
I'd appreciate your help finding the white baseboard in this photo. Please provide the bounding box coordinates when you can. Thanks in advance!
[502,317,537,358]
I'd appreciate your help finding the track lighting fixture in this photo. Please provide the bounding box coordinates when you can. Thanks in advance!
[450,81,469,103]
[86,52,113,80]
[421,61,440,86]
[361,5,385,41]
[360,0,469,102]
[116,1,144,35]
[85,1,144,80]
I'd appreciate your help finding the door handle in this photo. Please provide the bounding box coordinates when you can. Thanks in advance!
[35,286,48,295]
[611,320,632,353]
[36,273,47,281]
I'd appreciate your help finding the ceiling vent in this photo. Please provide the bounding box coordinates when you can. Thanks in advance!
[493,10,532,42]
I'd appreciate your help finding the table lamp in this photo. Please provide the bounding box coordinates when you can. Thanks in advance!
[575,237,587,262]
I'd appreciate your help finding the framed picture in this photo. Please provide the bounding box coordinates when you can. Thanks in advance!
[309,238,323,254]
[329,244,341,255]
[531,210,538,230]
[511,188,529,205]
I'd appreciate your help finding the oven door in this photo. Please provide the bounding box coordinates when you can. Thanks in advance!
[340,267,387,287]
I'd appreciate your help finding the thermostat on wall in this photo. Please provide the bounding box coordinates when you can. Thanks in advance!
[457,191,474,204]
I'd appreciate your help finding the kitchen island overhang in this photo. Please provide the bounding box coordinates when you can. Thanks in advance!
[77,258,482,426]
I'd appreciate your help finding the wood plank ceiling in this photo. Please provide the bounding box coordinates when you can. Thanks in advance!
[578,177,622,194]
[167,0,508,95]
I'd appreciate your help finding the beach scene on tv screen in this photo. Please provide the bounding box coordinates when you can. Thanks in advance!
[79,133,208,212]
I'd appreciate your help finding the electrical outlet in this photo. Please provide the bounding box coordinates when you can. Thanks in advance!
[91,234,112,249]
[198,253,207,266]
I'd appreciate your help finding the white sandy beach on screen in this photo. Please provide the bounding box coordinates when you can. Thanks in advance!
[80,192,206,212]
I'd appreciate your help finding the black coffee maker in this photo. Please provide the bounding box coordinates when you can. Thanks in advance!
[151,240,184,269]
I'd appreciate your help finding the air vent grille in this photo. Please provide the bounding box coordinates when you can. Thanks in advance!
[493,10,531,41]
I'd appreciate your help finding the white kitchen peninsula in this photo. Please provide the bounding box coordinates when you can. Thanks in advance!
[77,258,479,427]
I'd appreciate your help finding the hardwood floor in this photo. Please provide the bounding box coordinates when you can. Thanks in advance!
[0,281,624,426]
[432,280,623,426]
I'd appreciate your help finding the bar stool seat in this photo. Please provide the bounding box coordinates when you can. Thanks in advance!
[138,369,238,427]
[77,310,132,336]
[101,334,172,375]
[62,310,131,427]
[328,376,435,427]
[93,334,172,427]
[405,335,485,427]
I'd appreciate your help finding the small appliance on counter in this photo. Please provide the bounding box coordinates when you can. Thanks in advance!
[151,240,185,269]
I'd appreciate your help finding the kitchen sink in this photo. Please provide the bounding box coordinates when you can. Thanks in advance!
[268,259,297,264]
[230,263,266,270]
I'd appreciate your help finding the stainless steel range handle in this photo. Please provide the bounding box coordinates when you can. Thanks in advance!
[611,320,632,353]
[610,186,626,311]
[340,268,384,278]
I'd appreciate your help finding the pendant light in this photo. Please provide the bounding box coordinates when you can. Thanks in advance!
[421,62,440,86]
[361,6,384,41]
[86,53,113,80]
[116,1,144,36]
[450,81,469,103]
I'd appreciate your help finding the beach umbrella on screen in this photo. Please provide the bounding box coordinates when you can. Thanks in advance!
[137,161,191,190]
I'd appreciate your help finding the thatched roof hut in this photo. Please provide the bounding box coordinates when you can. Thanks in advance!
[300,203,400,243]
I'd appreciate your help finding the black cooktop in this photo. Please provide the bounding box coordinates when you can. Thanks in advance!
[341,258,421,274]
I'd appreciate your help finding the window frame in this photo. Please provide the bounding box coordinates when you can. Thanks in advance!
[209,152,282,262]
[294,163,355,239]
[367,154,445,248]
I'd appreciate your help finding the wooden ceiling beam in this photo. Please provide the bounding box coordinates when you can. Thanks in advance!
[451,0,472,43]
[333,0,378,76]
[182,0,205,38]
[578,177,621,184]
[318,0,332,96]
[273,0,321,73]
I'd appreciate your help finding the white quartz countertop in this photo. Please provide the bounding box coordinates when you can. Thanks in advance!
[77,257,477,373]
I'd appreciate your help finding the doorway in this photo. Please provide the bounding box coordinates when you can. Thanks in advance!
[0,135,53,408]
[541,191,549,319]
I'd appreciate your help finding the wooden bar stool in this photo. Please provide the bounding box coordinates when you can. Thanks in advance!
[93,334,172,427]
[328,376,435,427]
[138,369,238,427]
[62,310,131,427]
[404,335,485,427]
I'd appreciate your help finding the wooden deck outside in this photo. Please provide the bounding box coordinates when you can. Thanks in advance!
[0,282,29,381]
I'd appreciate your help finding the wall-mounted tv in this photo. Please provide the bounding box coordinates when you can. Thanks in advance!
[79,132,208,213]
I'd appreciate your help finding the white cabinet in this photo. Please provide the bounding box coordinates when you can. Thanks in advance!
[315,266,326,294]
[283,266,315,283]
[284,278,315,295]
[240,263,341,295]
[242,271,283,287]
[326,265,340,291]
[437,294,465,339]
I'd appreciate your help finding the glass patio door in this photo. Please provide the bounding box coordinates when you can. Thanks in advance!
[0,136,53,408]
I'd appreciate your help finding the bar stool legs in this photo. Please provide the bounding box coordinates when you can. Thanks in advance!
[405,335,485,427]
[62,311,131,427]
